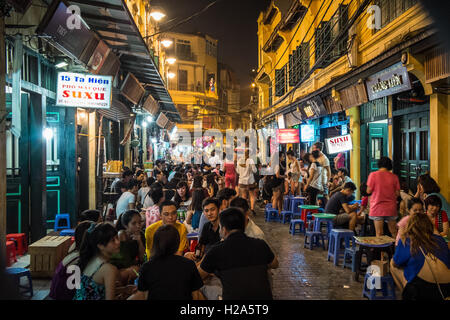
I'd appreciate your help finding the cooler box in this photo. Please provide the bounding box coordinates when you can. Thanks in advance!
[28,236,72,278]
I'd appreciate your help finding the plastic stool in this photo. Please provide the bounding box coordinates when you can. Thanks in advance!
[327,229,354,266]
[290,198,305,218]
[343,247,357,270]
[304,231,326,250]
[60,229,75,236]
[6,267,33,298]
[289,219,305,235]
[6,241,17,267]
[362,273,396,300]
[283,197,291,211]
[6,233,27,256]
[266,209,279,222]
[280,211,292,224]
[54,213,71,231]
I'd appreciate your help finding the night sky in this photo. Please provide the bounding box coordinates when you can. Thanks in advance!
[155,0,271,106]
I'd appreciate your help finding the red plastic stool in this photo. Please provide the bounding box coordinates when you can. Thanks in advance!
[6,233,27,256]
[6,241,17,267]
[189,240,198,252]
[300,206,319,230]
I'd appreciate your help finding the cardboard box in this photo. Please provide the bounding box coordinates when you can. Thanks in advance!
[370,252,390,276]
[29,236,72,278]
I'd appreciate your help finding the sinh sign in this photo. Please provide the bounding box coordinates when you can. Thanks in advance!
[325,134,353,154]
[56,72,113,109]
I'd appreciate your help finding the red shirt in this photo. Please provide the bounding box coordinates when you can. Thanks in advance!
[434,210,449,231]
[367,170,400,217]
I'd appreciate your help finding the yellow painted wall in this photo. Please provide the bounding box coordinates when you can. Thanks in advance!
[256,2,432,118]
[430,93,450,201]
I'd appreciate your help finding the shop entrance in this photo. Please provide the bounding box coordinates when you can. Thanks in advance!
[361,120,388,183]
[394,111,430,193]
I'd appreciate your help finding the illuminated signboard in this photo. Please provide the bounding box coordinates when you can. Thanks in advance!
[299,96,327,120]
[56,72,112,109]
[276,129,299,144]
[325,134,353,154]
[300,124,315,142]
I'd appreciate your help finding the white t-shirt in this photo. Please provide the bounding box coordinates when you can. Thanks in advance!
[237,157,256,185]
[138,187,150,205]
[309,163,324,191]
[115,191,136,218]
[110,178,121,192]
[209,155,221,168]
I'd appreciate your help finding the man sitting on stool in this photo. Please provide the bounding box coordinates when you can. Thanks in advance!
[325,182,363,232]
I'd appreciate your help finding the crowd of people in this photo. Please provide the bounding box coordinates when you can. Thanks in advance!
[43,142,450,300]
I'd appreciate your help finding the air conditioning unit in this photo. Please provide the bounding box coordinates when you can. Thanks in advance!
[120,72,145,105]
[97,51,121,81]
[156,113,169,128]
[142,93,159,116]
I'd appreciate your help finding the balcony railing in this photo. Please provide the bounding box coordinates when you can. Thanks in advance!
[169,83,205,92]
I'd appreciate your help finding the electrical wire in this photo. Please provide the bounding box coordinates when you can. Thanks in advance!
[144,0,225,39]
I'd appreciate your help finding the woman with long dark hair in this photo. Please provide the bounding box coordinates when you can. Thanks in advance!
[415,174,450,218]
[128,225,204,300]
[74,223,121,300]
[391,213,450,300]
[110,210,146,285]
[206,173,219,198]
[186,188,205,231]
[173,181,192,209]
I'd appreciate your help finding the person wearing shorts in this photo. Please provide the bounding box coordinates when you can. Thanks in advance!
[236,150,256,202]
[367,157,400,237]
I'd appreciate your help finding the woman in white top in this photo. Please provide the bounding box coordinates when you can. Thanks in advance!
[303,150,324,205]
[236,150,257,201]
[287,150,301,196]
[115,179,139,219]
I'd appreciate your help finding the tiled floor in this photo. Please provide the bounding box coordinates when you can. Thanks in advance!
[253,203,400,300]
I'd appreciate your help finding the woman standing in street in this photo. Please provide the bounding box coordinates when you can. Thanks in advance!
[366,157,400,238]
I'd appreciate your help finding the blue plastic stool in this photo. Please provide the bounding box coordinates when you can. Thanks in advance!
[343,247,357,270]
[290,198,304,219]
[362,273,396,300]
[59,229,75,236]
[327,229,354,266]
[289,219,305,235]
[283,196,291,211]
[280,211,292,224]
[6,267,33,298]
[304,231,326,250]
[266,209,279,222]
[54,213,71,231]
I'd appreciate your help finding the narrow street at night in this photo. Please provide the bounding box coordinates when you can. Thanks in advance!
[0,0,449,313]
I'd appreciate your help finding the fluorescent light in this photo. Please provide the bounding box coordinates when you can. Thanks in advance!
[147,116,154,122]
[43,127,54,140]
[167,72,175,79]
[166,57,176,65]
[161,39,173,48]
[55,61,68,69]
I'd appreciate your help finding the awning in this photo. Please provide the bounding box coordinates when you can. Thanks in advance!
[67,0,181,122]
[97,95,134,121]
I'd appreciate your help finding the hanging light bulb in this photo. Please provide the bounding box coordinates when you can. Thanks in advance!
[43,127,54,140]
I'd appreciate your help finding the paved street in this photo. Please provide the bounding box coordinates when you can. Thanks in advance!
[253,203,398,300]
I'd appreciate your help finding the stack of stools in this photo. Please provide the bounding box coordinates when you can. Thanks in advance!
[327,229,354,266]
[362,273,396,300]
[6,233,27,256]
[290,198,305,219]
[6,267,33,298]
[6,241,17,267]
[54,213,71,231]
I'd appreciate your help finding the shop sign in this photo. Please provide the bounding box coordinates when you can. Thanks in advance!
[365,62,411,101]
[277,114,285,129]
[325,134,353,154]
[299,96,328,120]
[300,124,315,142]
[56,72,112,109]
[276,129,299,144]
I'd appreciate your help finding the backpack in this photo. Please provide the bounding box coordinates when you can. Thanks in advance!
[49,254,79,300]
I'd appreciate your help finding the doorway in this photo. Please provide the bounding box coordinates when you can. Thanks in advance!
[361,120,388,184]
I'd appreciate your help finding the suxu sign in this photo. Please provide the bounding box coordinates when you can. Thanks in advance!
[325,134,353,154]
[56,72,112,109]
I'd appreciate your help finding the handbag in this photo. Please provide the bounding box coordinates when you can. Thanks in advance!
[419,246,450,300]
